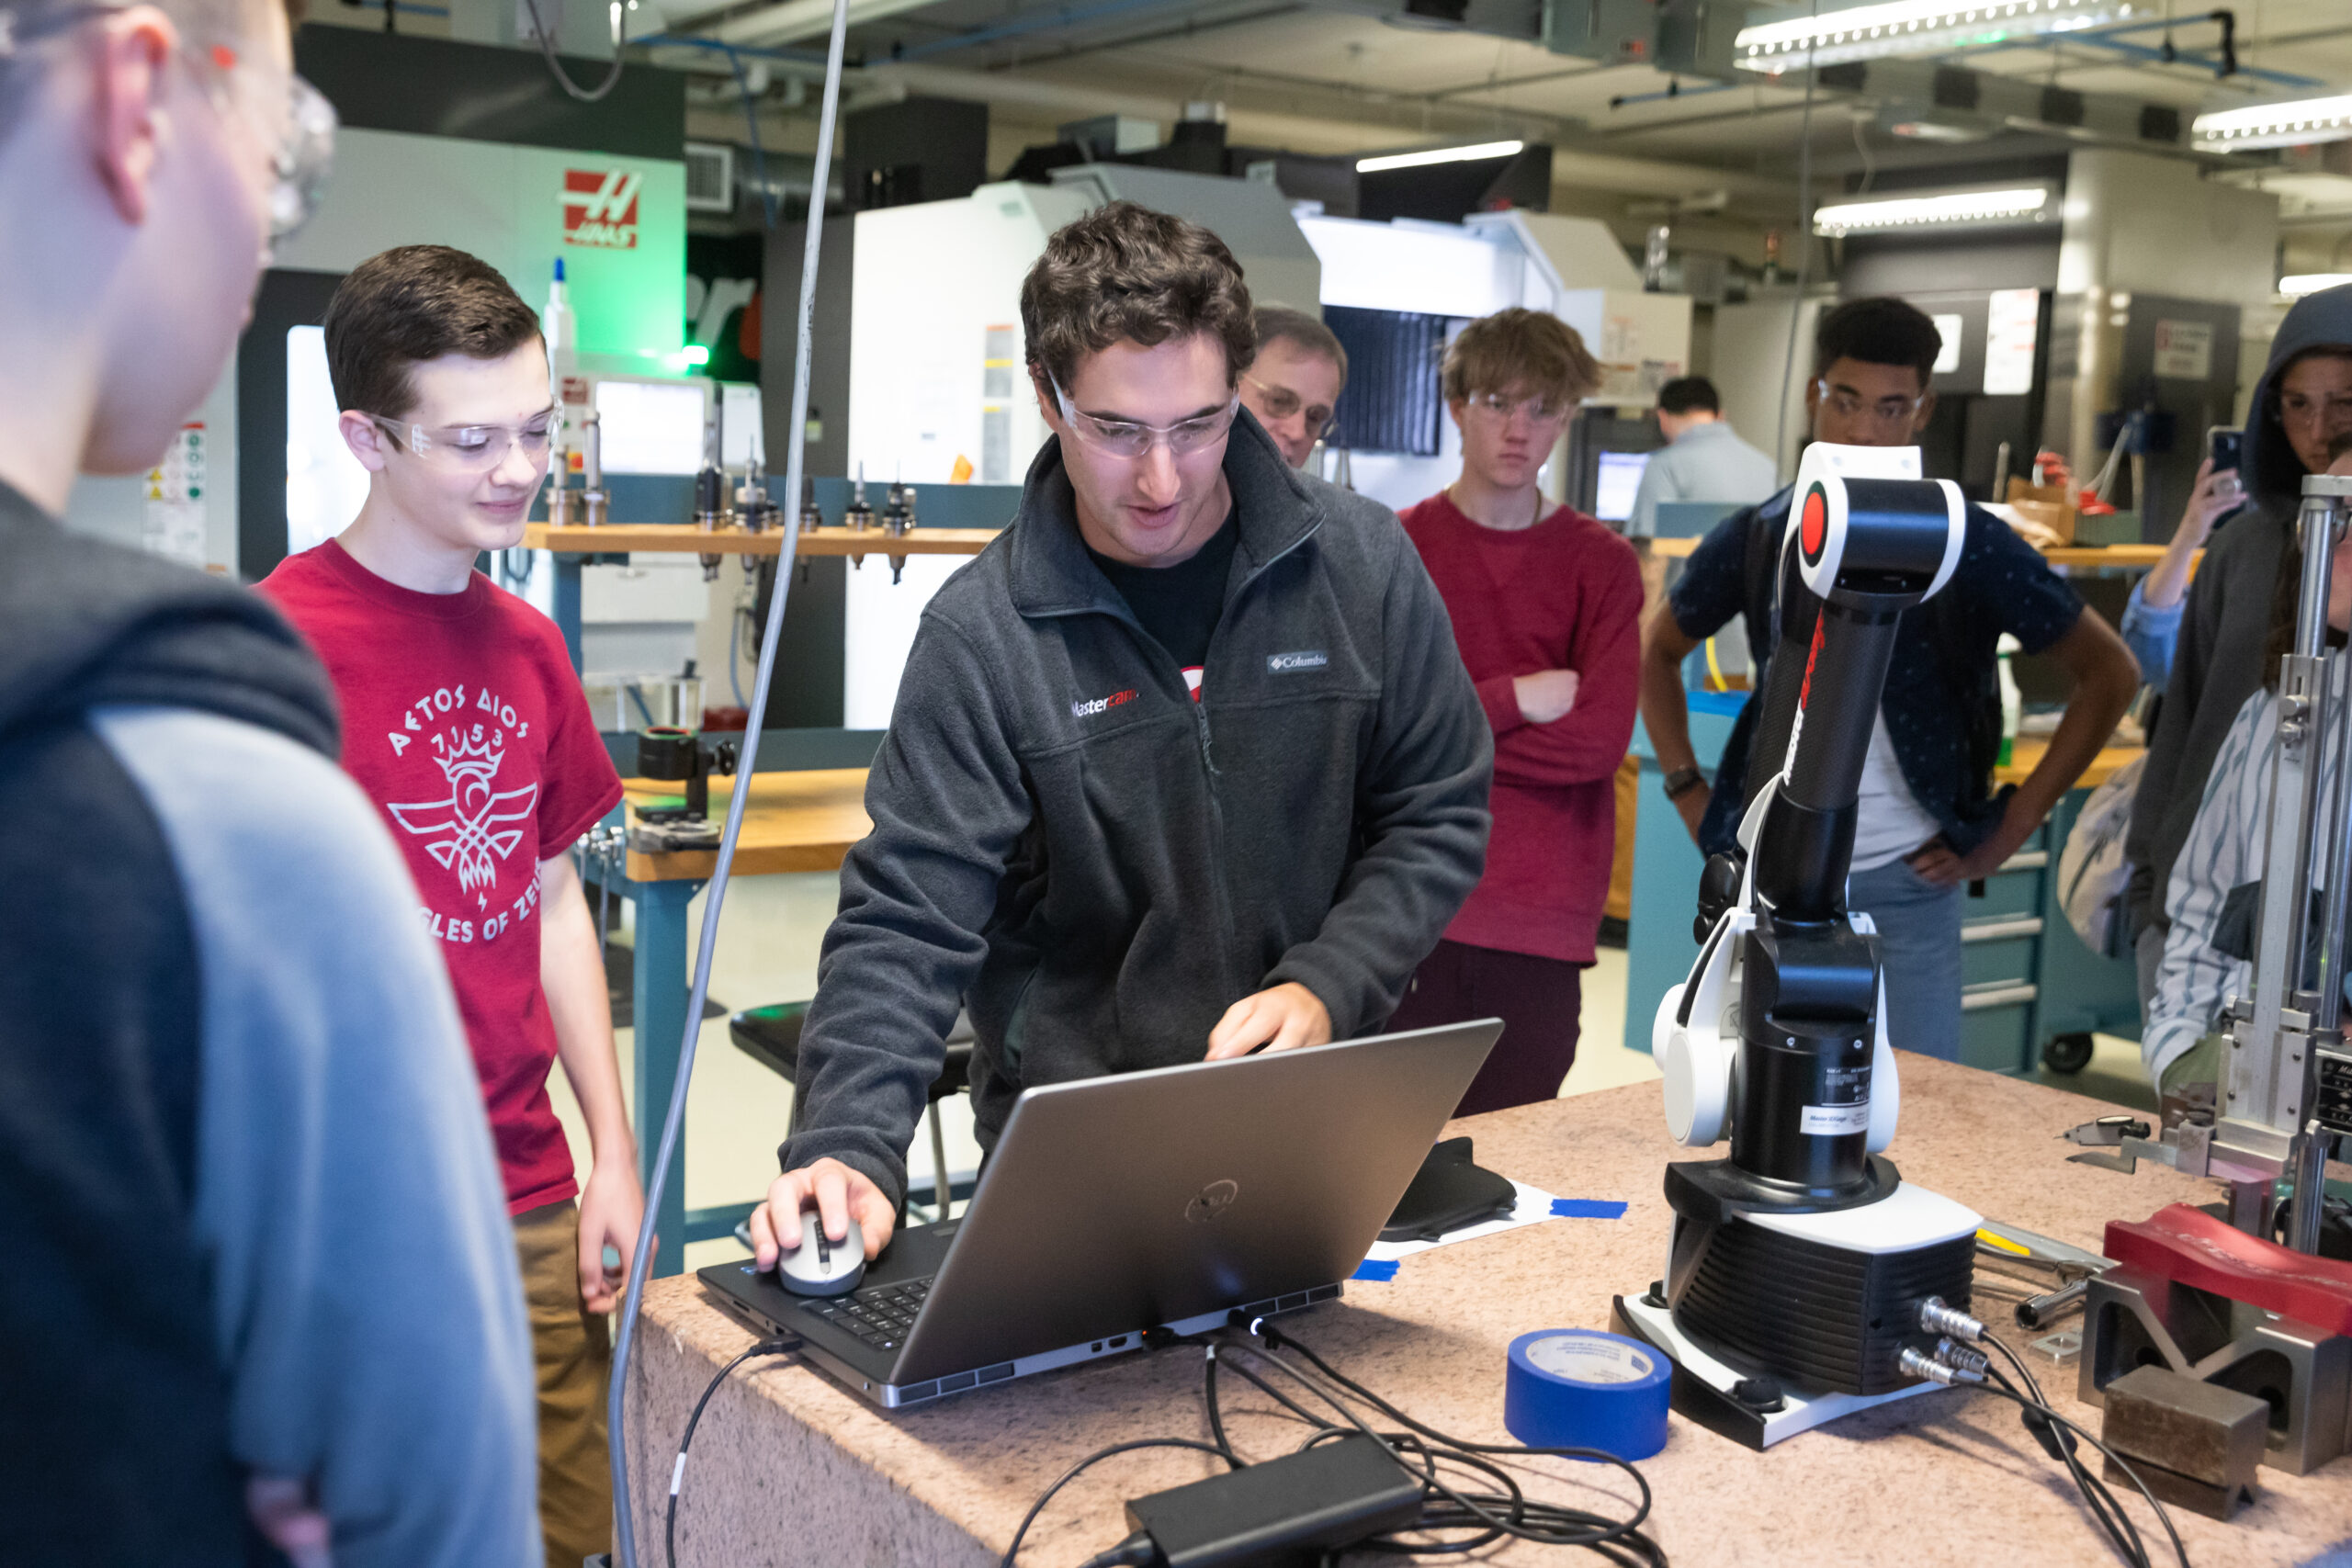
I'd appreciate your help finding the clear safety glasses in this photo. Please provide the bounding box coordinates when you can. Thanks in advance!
[1815,381,1926,429]
[1241,374,1336,438]
[1462,390,1570,425]
[372,407,562,475]
[0,4,336,247]
[1050,374,1240,460]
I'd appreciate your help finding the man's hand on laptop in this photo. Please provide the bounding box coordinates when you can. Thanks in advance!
[1204,981,1333,1061]
[752,1157,895,1265]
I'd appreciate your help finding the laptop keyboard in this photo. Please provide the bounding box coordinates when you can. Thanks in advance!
[798,1278,932,1353]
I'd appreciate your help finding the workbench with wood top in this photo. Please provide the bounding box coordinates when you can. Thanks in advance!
[623,1056,2352,1566]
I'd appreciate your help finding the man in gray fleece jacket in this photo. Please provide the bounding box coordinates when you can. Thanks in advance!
[2126,283,2352,1005]
[754,203,1494,1264]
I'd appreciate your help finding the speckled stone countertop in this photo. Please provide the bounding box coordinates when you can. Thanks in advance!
[626,1056,2352,1566]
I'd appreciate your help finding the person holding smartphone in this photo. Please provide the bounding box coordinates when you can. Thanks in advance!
[2117,429,2249,686]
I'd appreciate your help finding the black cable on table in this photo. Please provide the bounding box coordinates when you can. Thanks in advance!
[1971,1348,2189,1568]
[666,1337,799,1568]
[999,1438,1238,1568]
[1230,1329,1664,1562]
[1982,1336,2148,1568]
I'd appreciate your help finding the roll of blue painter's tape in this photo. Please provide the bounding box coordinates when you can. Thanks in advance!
[1503,1329,1670,1461]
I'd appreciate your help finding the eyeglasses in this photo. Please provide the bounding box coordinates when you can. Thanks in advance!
[2277,389,2352,425]
[0,4,336,248]
[1462,391,1570,425]
[1049,374,1240,459]
[1241,375,1336,436]
[1815,381,1927,427]
[372,407,561,474]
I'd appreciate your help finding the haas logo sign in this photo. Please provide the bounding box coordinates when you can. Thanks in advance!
[562,168,640,249]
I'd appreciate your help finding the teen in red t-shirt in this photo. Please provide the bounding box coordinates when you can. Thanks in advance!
[259,246,636,1568]
[1393,309,1642,1114]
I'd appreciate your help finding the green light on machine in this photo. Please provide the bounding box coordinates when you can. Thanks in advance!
[679,344,710,367]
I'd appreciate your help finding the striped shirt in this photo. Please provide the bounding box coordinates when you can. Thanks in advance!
[2145,657,2352,1081]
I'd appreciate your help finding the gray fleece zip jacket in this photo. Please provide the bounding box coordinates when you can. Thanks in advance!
[2126,283,2352,932]
[782,412,1494,1206]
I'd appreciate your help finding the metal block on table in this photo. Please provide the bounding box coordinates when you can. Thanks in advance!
[2100,1364,2267,1520]
[2077,1265,2352,1475]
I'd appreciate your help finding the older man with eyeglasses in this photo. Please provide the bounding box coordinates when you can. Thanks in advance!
[1639,295,2138,1064]
[1238,305,1347,468]
[0,4,536,1566]
[753,201,1493,1266]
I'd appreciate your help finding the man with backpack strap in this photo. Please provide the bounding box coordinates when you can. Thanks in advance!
[1638,297,2137,1062]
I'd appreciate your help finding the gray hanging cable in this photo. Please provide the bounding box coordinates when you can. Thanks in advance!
[519,0,626,103]
[1772,4,1821,473]
[604,0,852,1561]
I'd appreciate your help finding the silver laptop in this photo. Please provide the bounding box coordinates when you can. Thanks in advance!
[698,1019,1499,1409]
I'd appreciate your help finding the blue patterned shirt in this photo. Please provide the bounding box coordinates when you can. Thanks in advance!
[1669,486,2086,857]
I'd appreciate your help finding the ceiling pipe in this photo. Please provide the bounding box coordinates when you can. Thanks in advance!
[864,59,1791,200]
[710,0,939,46]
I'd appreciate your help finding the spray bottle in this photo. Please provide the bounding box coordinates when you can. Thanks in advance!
[543,260,578,523]
[1996,633,2022,769]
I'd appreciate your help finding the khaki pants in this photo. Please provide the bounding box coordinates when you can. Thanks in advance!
[514,1200,613,1568]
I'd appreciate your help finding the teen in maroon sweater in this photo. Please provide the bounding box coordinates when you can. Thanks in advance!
[1392,309,1641,1113]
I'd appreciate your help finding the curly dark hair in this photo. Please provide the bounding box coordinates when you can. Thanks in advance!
[1020,201,1256,393]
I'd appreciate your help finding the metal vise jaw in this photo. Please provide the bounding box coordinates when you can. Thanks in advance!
[2078,1265,2350,1476]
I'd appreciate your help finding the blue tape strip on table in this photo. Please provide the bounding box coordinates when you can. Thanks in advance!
[1350,1259,1400,1282]
[1550,1198,1627,1219]
[1503,1329,1670,1461]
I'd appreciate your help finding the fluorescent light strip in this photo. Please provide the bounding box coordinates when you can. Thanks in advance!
[1356,140,1525,174]
[1814,186,2051,233]
[2281,274,2352,298]
[1734,0,2133,72]
[2193,94,2352,152]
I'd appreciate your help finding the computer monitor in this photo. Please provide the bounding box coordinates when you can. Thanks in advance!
[594,378,710,476]
[1592,449,1651,524]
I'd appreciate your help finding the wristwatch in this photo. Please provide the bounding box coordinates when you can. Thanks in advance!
[1662,766,1707,801]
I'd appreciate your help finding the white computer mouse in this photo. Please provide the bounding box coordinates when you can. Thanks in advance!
[775,1207,865,1297]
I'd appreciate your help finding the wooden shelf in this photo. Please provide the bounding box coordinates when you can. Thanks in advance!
[1647,534,2186,572]
[620,769,870,882]
[524,522,1001,558]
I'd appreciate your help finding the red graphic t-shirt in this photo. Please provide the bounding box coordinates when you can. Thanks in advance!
[262,540,624,1213]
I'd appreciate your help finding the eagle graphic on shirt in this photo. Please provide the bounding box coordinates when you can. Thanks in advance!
[387,728,539,894]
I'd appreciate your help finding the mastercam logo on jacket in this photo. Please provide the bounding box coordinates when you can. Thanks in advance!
[1268,650,1329,673]
[1070,688,1138,718]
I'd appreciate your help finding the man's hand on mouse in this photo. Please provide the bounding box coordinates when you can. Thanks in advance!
[752,1156,895,1267]
[1204,981,1332,1061]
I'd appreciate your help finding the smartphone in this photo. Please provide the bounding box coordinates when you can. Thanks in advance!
[2209,426,2244,474]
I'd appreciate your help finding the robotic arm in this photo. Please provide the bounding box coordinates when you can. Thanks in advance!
[1657,444,1964,1190]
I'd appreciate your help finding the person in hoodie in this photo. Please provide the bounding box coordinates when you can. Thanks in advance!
[2141,437,2352,1117]
[2125,284,2352,1010]
[752,202,1493,1266]
[0,4,537,1566]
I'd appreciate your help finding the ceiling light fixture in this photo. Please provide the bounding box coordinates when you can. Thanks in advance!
[1814,185,2052,234]
[2193,95,2352,152]
[1735,0,2136,73]
[1356,140,1526,174]
[2280,274,2352,298]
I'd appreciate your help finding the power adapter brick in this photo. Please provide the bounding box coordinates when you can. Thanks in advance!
[1096,1434,1424,1568]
